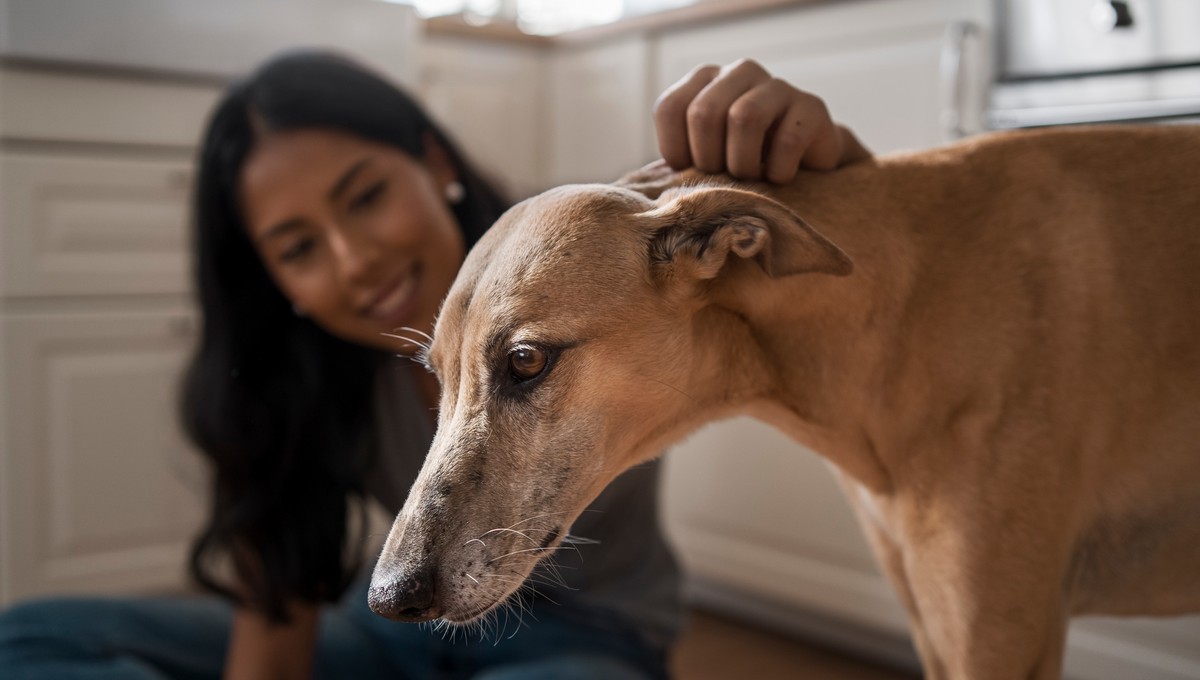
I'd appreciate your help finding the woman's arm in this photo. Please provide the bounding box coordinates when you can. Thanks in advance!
[654,58,872,184]
[223,602,319,680]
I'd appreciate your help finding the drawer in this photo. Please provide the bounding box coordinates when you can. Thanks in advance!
[0,152,193,297]
[0,66,221,148]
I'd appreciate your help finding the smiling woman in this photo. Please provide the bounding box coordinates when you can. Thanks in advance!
[239,129,466,353]
[182,52,509,612]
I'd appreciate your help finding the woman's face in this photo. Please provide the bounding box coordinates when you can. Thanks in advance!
[240,128,465,353]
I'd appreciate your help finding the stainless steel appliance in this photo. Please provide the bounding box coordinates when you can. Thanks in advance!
[988,0,1200,128]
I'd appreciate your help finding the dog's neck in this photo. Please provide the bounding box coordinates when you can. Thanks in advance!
[686,176,919,494]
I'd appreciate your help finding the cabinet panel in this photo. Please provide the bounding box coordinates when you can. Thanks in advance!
[0,66,221,148]
[419,38,546,198]
[664,417,876,573]
[0,152,192,297]
[0,0,418,86]
[743,34,948,154]
[0,309,204,603]
[547,37,652,186]
[661,417,910,635]
[655,0,988,154]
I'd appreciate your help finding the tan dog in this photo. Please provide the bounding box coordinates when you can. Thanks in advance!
[369,126,1200,678]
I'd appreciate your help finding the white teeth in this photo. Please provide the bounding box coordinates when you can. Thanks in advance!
[373,273,416,318]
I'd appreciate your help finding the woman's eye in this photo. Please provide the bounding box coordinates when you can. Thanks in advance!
[349,181,386,212]
[279,238,315,263]
[509,346,549,382]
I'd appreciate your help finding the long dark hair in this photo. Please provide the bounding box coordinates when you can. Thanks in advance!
[182,50,508,621]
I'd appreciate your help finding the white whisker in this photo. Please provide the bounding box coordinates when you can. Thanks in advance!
[508,511,573,529]
[379,332,429,350]
[485,545,563,564]
[481,527,538,544]
[397,326,434,344]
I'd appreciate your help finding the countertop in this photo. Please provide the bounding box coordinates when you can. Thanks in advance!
[425,0,836,46]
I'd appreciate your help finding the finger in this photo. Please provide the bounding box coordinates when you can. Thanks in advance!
[800,114,845,171]
[686,59,771,173]
[654,64,720,169]
[725,80,794,181]
[763,95,838,183]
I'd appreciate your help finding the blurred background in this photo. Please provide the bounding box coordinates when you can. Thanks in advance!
[0,0,1197,677]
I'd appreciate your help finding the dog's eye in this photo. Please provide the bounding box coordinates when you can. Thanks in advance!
[509,346,548,382]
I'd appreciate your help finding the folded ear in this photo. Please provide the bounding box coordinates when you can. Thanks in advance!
[614,159,700,200]
[642,186,853,281]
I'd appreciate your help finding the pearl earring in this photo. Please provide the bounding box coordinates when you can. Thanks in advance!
[292,303,307,318]
[444,181,465,205]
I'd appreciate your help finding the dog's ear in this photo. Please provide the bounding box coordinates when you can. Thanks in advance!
[614,160,708,200]
[642,186,853,281]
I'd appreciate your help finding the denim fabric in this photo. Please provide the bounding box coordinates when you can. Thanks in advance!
[0,577,669,680]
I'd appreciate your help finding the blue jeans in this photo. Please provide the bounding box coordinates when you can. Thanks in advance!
[0,578,669,679]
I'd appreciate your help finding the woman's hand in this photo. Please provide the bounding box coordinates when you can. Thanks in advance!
[224,603,319,680]
[653,59,871,184]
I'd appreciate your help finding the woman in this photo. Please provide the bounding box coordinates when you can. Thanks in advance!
[0,51,868,679]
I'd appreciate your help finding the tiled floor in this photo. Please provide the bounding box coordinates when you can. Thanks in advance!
[673,609,918,679]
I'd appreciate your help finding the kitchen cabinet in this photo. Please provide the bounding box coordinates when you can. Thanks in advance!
[1,309,203,600]
[0,152,193,298]
[652,0,992,155]
[0,66,220,605]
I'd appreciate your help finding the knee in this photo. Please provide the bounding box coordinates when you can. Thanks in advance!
[0,598,93,656]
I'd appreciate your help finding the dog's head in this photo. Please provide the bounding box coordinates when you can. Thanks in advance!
[368,178,851,624]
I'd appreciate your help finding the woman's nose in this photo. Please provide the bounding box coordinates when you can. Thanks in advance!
[327,226,380,286]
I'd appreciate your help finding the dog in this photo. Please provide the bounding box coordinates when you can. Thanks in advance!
[369,125,1200,679]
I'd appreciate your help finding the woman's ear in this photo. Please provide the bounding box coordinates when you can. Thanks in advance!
[421,130,458,191]
[642,186,853,282]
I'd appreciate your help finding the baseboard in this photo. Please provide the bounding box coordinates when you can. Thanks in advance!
[672,524,1200,680]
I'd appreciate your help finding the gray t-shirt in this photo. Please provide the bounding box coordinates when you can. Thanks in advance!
[364,361,684,651]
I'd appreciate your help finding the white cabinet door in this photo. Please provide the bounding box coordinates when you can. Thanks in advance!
[0,66,222,148]
[0,152,193,298]
[0,309,205,604]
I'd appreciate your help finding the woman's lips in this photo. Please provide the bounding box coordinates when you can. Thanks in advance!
[365,263,423,327]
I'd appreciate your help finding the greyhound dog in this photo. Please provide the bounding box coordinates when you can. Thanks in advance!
[369,126,1200,678]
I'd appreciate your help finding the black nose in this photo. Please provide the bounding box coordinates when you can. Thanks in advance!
[368,566,439,622]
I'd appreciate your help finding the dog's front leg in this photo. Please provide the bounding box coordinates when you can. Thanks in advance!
[899,505,1072,680]
[841,484,946,678]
